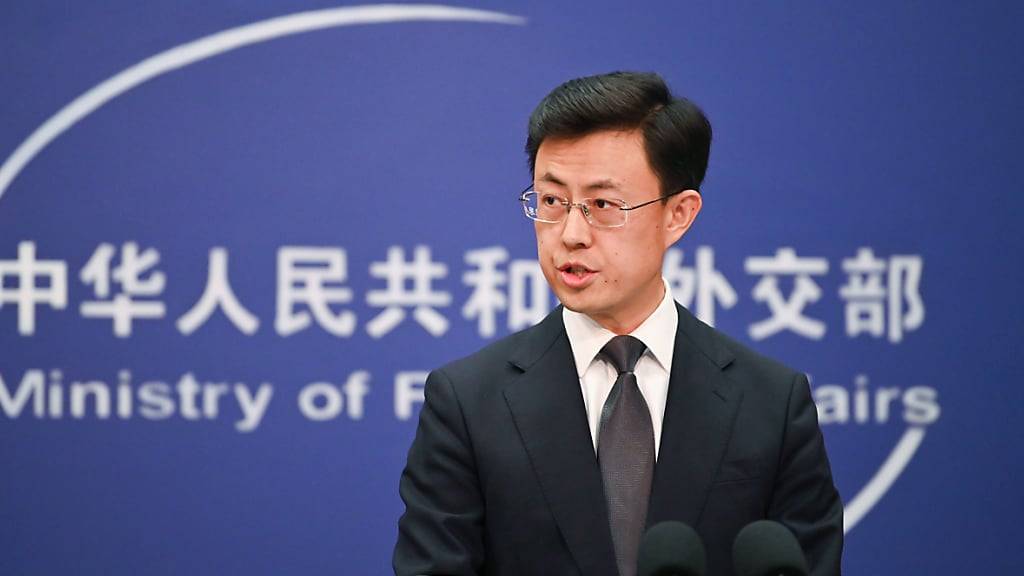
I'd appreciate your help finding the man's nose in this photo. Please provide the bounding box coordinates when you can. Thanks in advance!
[560,204,592,248]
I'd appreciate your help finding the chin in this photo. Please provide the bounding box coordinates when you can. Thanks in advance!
[556,293,599,316]
[560,300,585,313]
[554,291,582,311]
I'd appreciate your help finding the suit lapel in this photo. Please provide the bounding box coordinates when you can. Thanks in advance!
[647,304,743,528]
[503,309,618,576]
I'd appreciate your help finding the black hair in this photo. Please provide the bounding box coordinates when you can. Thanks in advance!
[526,71,711,197]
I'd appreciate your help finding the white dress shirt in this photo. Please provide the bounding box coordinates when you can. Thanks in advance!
[562,278,677,460]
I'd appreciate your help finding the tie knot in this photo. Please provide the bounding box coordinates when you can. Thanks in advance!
[599,335,647,375]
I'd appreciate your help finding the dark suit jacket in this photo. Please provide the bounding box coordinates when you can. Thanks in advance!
[394,304,843,576]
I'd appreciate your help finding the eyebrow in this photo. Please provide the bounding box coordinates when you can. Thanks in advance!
[538,173,622,192]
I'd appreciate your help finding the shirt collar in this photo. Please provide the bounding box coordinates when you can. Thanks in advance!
[562,278,678,377]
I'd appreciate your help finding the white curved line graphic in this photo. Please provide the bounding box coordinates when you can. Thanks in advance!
[0,4,525,200]
[843,426,926,533]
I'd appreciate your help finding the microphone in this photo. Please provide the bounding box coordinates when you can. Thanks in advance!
[731,520,809,576]
[638,521,706,576]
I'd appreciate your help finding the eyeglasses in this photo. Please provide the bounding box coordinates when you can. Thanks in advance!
[518,186,685,228]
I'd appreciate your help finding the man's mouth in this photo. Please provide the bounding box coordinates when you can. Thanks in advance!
[558,262,595,277]
[557,262,598,288]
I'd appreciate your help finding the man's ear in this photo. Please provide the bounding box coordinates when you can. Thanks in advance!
[663,189,702,247]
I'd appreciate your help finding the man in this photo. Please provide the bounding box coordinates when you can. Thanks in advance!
[394,71,843,576]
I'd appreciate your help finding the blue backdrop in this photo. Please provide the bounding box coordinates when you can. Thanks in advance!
[2,2,1022,574]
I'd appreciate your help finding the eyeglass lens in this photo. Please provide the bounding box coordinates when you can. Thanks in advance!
[523,192,626,227]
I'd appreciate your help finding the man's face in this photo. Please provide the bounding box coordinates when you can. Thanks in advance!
[533,129,701,334]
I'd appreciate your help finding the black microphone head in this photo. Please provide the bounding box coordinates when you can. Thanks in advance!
[638,521,706,576]
[732,520,809,576]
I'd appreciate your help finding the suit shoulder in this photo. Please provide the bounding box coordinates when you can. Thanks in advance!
[720,329,800,381]
[678,304,802,391]
[711,326,806,408]
[433,317,554,389]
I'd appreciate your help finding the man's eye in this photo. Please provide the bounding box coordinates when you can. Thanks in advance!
[593,198,612,210]
[541,195,560,206]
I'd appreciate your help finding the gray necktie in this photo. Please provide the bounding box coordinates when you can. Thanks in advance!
[597,335,654,576]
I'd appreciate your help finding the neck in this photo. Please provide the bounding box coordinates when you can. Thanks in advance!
[589,280,666,335]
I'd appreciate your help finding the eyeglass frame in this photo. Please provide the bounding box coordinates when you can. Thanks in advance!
[518,185,688,228]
